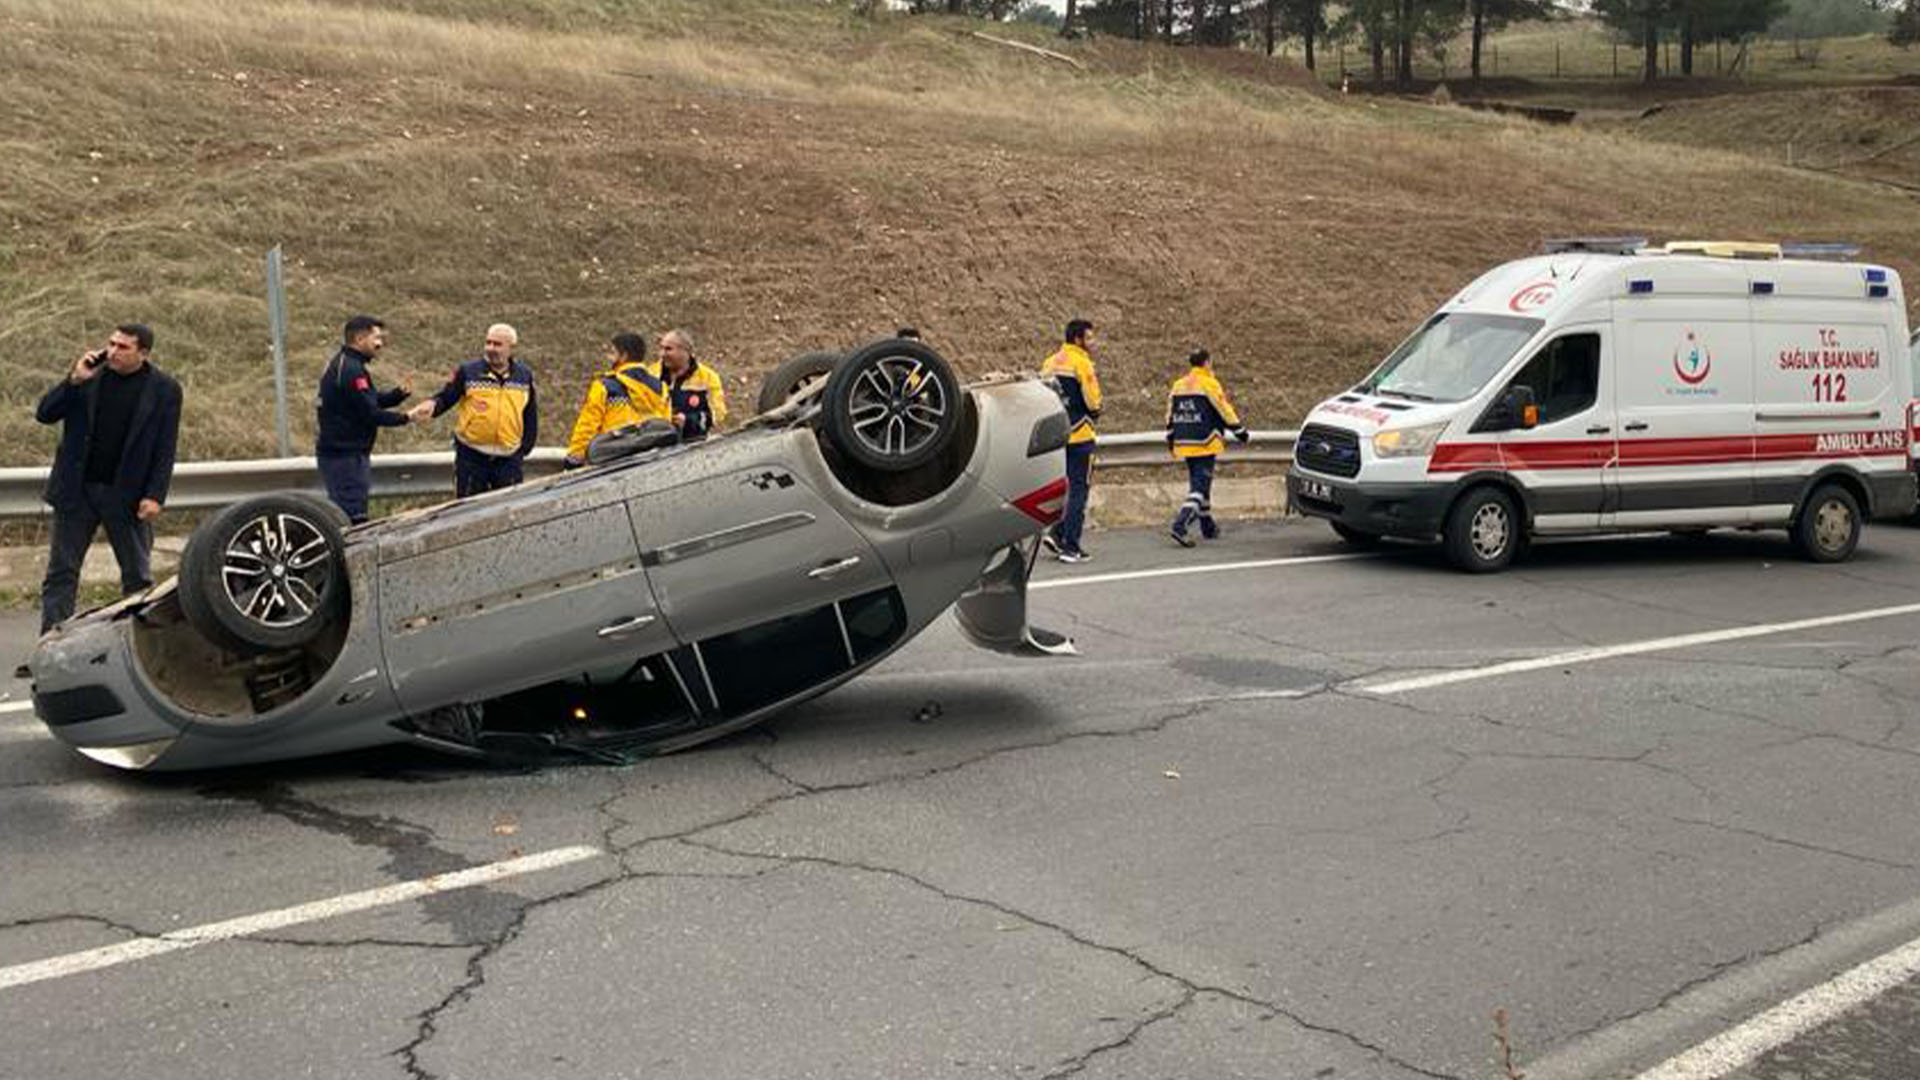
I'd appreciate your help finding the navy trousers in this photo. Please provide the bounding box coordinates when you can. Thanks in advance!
[1171,455,1218,539]
[317,450,372,524]
[1051,442,1094,554]
[454,446,524,498]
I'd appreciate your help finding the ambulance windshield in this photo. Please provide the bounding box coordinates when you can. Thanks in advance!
[1361,313,1542,403]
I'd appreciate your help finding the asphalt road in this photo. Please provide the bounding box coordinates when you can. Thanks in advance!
[5,516,1920,1080]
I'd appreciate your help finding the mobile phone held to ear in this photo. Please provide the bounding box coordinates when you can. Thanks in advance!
[84,347,107,370]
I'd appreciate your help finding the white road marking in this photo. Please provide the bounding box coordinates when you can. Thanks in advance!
[0,701,34,715]
[1360,601,1920,695]
[1033,552,1371,591]
[1628,931,1920,1080]
[0,845,605,992]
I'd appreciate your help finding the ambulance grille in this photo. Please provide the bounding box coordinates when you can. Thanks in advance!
[1296,423,1362,478]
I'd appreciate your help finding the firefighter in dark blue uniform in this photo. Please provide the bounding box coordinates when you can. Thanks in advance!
[1165,348,1248,547]
[314,315,412,524]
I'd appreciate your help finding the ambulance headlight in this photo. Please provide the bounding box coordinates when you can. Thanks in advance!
[1372,422,1449,459]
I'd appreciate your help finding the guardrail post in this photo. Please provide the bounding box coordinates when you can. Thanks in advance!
[266,246,293,459]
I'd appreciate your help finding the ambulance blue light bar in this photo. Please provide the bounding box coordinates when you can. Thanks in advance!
[1752,282,1775,295]
[1628,280,1654,294]
[1865,268,1888,283]
[1870,285,1891,299]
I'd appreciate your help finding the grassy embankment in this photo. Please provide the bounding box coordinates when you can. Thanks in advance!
[1,0,1916,469]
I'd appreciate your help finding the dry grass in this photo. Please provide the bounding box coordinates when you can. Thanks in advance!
[2,0,1917,466]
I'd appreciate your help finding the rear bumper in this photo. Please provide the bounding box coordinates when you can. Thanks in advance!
[1286,469,1452,539]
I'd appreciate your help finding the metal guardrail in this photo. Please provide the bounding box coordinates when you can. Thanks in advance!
[0,431,1299,520]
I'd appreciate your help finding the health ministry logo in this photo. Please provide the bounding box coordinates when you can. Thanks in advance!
[1673,331,1712,385]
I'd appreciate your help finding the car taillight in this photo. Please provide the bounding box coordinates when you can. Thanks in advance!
[1011,477,1068,526]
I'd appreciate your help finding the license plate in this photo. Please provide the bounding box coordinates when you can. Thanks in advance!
[1299,478,1336,503]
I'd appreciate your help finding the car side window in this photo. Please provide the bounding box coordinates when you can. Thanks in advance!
[1506,332,1600,426]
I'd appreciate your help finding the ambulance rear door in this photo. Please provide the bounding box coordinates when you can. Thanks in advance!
[1751,272,1903,523]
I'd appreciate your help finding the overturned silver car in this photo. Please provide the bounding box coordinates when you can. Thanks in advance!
[29,339,1072,771]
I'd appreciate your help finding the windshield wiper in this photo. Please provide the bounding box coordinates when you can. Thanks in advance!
[1374,388,1438,402]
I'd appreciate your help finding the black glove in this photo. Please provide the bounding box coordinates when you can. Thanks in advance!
[1087,408,1102,422]
[1233,427,1251,444]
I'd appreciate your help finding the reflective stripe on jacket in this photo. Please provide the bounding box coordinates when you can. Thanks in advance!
[431,357,538,458]
[1165,368,1245,458]
[566,361,669,459]
[1041,343,1101,445]
[660,359,727,441]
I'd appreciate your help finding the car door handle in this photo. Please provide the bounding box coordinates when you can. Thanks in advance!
[1586,425,1611,435]
[597,614,657,640]
[1623,421,1650,432]
[808,556,862,580]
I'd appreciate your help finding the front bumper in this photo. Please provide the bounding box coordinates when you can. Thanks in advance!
[1286,468,1454,539]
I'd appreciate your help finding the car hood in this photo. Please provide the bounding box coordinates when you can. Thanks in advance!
[951,540,1076,657]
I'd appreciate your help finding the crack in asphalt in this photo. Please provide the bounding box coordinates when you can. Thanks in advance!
[243,935,475,951]
[676,836,1462,1080]
[1039,987,1200,1079]
[609,701,1225,856]
[1548,920,1827,1049]
[1476,746,1715,800]
[0,913,154,939]
[1667,816,1920,871]
[390,855,785,1079]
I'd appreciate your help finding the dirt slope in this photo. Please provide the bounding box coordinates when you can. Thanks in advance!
[1,0,1916,465]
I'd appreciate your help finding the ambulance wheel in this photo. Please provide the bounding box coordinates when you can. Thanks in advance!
[179,494,348,655]
[756,350,841,414]
[1330,522,1382,548]
[822,339,962,473]
[1793,483,1861,563]
[1443,487,1520,573]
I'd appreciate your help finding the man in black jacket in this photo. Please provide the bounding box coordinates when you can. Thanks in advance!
[35,323,183,633]
[315,315,413,524]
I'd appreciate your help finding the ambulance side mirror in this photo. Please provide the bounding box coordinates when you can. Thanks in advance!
[1516,386,1541,430]
[1477,385,1539,432]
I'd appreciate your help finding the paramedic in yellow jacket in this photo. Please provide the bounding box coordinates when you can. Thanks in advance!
[410,323,539,497]
[1165,348,1248,547]
[564,331,669,467]
[1039,318,1101,562]
[658,328,727,441]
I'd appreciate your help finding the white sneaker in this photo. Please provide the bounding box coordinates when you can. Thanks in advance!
[1056,549,1091,564]
[1040,534,1062,557]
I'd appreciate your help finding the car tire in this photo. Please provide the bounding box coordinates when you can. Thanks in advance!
[1443,486,1520,573]
[178,493,349,655]
[822,338,963,473]
[1792,483,1861,563]
[1330,522,1382,548]
[756,350,842,414]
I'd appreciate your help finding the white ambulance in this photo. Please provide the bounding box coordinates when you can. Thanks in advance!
[1286,239,1917,572]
